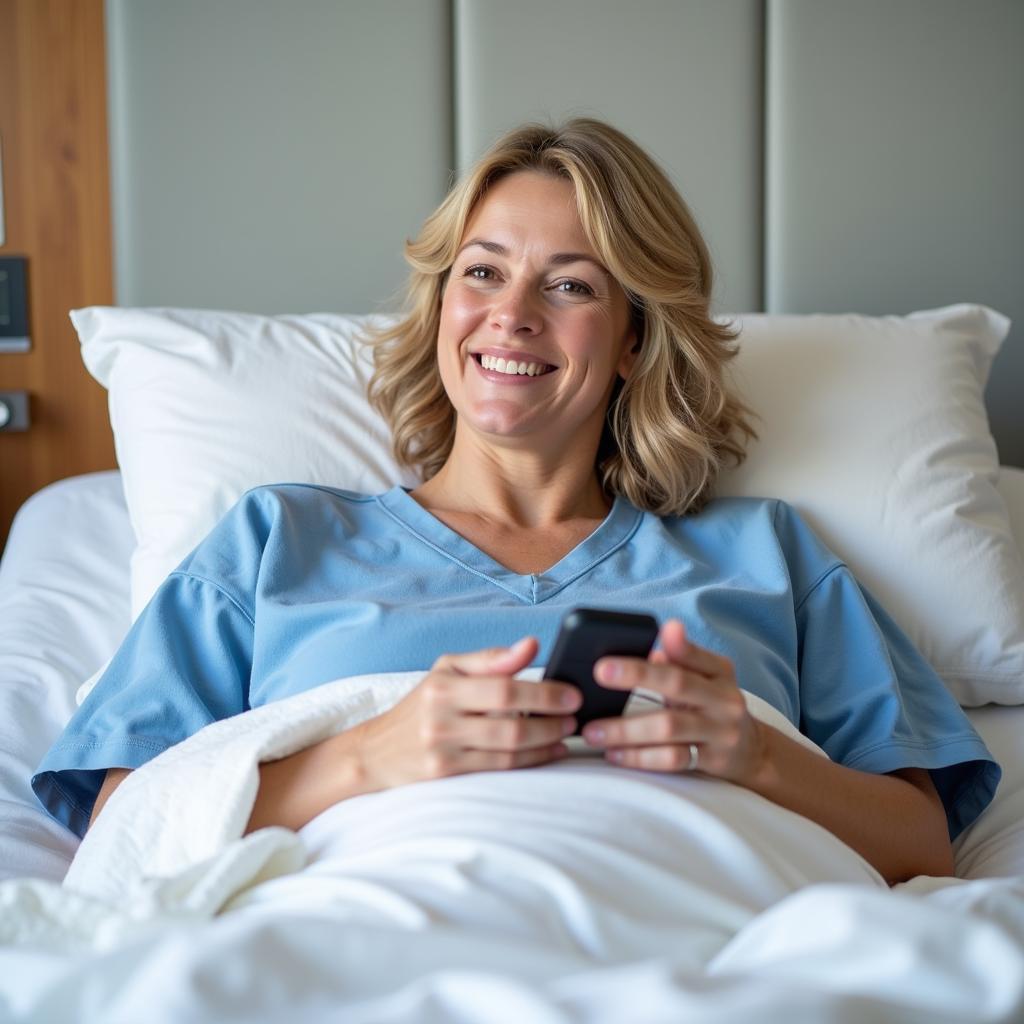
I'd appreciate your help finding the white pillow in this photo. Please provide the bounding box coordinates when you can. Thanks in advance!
[73,307,419,619]
[73,303,1024,705]
[715,305,1023,705]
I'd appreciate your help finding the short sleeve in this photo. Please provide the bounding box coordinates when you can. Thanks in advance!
[796,564,1000,841]
[31,572,254,838]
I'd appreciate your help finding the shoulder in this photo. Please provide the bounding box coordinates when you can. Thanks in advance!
[239,480,380,506]
[175,482,388,580]
[655,494,786,543]
[651,494,845,596]
[228,482,381,527]
[758,498,847,578]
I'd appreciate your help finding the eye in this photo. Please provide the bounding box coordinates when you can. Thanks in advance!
[552,279,594,297]
[464,264,498,282]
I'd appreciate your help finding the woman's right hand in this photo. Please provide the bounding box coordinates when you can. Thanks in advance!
[351,636,581,794]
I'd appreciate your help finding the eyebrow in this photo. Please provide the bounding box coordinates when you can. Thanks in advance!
[456,238,610,277]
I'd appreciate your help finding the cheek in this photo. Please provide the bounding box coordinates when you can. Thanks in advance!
[439,286,483,345]
[562,310,623,363]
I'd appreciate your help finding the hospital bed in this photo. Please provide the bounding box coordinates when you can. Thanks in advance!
[0,303,1022,1022]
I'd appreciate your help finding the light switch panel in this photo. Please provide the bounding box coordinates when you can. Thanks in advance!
[0,391,29,431]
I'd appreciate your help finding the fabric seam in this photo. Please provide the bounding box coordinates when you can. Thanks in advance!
[793,563,847,615]
[842,733,990,764]
[249,481,377,504]
[374,499,533,603]
[530,512,645,604]
[167,571,256,625]
[41,735,168,757]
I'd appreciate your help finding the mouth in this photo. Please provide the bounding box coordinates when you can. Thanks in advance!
[470,353,557,378]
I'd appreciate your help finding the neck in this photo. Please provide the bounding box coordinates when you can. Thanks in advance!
[410,433,610,530]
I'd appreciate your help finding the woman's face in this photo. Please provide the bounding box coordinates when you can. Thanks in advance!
[437,170,637,450]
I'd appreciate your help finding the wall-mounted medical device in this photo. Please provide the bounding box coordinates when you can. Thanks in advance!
[0,256,30,353]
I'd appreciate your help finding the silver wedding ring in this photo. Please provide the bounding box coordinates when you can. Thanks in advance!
[687,742,700,772]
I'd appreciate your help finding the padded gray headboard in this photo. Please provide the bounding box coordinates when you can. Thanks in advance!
[105,0,1022,467]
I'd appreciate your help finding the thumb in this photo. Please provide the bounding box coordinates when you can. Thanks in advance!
[657,619,689,663]
[437,636,538,675]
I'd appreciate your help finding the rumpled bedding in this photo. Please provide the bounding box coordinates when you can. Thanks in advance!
[1,671,1023,1024]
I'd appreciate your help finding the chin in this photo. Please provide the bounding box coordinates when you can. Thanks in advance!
[466,414,536,438]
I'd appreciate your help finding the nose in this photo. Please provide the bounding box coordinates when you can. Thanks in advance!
[490,279,543,336]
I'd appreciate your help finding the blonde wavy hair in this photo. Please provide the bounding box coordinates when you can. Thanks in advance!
[364,117,758,516]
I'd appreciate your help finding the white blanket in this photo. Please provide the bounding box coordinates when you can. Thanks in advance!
[2,671,1023,1023]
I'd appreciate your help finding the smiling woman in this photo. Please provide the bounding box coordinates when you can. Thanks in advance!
[39,118,998,892]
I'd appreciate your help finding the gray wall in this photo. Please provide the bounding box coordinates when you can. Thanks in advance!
[105,0,1023,466]
[766,0,1024,468]
[454,0,764,316]
[105,0,453,316]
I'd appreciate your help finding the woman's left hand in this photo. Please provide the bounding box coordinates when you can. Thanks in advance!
[582,619,766,784]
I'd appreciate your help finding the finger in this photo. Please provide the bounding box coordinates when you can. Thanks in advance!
[657,620,734,677]
[433,637,539,676]
[461,713,578,751]
[594,621,732,690]
[458,742,569,774]
[446,675,582,715]
[592,657,719,708]
[582,708,705,748]
[603,744,703,773]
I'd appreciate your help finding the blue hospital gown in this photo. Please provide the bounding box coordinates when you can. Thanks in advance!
[33,483,1000,840]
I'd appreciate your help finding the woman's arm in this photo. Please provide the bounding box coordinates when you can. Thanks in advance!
[744,728,953,883]
[246,730,370,834]
[584,619,955,886]
[86,745,366,836]
[246,638,579,834]
[88,767,132,830]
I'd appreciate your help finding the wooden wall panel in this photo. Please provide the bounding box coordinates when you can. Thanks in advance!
[0,0,116,551]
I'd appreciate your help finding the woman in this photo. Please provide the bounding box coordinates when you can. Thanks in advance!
[34,119,997,886]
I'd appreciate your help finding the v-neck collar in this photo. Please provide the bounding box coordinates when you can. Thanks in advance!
[375,485,643,604]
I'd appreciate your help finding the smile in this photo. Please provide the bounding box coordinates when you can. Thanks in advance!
[471,353,556,379]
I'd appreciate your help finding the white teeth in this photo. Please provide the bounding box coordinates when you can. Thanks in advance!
[479,354,551,376]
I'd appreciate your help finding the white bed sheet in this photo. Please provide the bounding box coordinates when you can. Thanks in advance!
[1,467,1023,885]
[6,669,1024,1024]
[0,472,132,881]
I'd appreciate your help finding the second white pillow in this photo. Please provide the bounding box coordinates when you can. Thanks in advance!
[715,304,1022,704]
